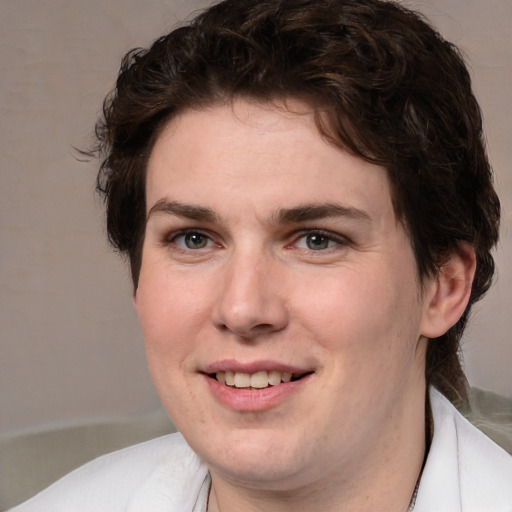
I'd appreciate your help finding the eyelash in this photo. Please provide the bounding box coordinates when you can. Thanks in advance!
[164,229,218,251]
[291,229,350,252]
[163,228,349,253]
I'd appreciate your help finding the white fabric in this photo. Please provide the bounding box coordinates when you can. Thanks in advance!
[415,388,512,511]
[9,388,512,512]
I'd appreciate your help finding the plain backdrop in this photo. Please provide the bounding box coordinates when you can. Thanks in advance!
[1,0,511,436]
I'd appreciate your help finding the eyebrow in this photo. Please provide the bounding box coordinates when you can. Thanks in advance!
[147,199,371,226]
[147,199,220,223]
[273,203,371,224]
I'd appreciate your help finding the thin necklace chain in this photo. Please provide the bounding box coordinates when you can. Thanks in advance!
[407,480,420,511]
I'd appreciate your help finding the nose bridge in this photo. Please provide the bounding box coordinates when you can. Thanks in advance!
[213,245,287,337]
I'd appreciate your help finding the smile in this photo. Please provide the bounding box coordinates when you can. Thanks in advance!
[204,365,314,411]
[214,370,306,389]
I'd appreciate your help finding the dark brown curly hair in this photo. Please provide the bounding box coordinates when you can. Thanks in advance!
[95,0,500,404]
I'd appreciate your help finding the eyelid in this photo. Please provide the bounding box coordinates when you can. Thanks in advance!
[290,228,351,249]
[161,226,349,250]
[164,228,219,249]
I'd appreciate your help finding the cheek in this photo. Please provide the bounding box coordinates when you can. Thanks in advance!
[135,271,207,418]
[135,269,201,372]
[136,263,209,332]
[296,263,422,365]
[295,268,392,335]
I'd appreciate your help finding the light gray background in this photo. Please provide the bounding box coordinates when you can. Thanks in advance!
[1,0,511,436]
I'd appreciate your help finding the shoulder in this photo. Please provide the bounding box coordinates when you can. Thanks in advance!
[415,388,512,512]
[8,432,208,512]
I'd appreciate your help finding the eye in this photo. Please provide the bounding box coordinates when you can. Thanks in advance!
[173,231,213,250]
[294,231,342,251]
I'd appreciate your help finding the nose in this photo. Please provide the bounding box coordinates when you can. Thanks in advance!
[212,252,289,339]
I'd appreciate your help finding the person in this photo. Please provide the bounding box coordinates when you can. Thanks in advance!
[10,0,512,511]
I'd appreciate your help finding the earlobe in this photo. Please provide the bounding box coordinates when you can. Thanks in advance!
[420,243,476,338]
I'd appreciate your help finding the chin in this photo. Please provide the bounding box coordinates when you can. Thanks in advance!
[196,428,315,488]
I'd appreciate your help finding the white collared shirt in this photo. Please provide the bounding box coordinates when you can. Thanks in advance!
[9,388,512,512]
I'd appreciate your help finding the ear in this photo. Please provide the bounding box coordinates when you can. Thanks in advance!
[420,243,476,338]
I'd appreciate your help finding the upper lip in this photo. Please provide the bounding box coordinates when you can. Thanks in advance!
[201,359,313,375]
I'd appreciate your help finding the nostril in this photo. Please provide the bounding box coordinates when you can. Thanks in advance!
[215,322,230,332]
[214,320,284,339]
[252,323,277,333]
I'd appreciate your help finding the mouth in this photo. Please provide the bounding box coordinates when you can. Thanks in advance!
[203,364,315,411]
[210,370,312,390]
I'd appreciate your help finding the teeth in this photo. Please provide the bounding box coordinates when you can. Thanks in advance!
[268,370,281,386]
[250,371,268,389]
[281,372,292,383]
[215,370,297,388]
[234,372,251,388]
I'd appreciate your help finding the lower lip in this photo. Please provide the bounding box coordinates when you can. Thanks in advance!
[204,374,312,412]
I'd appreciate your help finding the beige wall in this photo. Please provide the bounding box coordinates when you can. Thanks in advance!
[1,0,511,436]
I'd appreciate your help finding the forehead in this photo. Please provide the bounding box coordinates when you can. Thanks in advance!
[146,99,395,225]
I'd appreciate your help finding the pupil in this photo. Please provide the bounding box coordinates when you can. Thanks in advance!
[185,232,207,249]
[307,233,329,250]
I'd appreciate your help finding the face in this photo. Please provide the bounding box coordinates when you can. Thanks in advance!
[135,99,434,492]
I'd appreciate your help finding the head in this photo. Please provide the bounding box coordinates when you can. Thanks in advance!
[96,0,499,404]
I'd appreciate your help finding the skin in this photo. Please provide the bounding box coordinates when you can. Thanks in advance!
[134,99,474,512]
